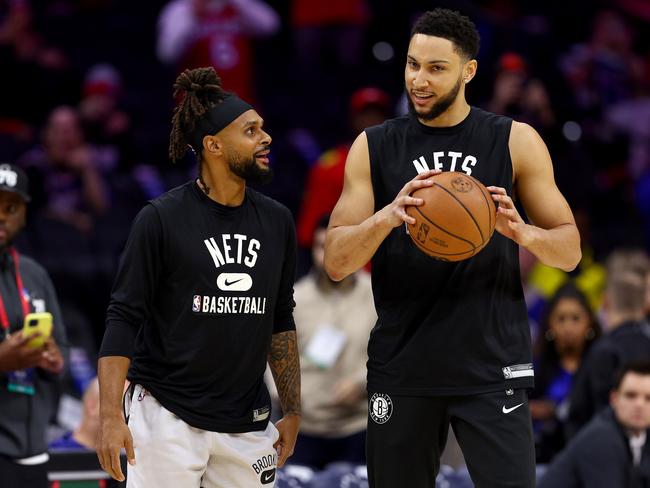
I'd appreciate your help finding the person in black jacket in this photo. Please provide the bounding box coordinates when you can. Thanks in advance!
[96,67,301,487]
[0,163,67,488]
[539,361,650,488]
[567,267,650,438]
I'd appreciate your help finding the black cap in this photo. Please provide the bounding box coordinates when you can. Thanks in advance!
[0,163,30,202]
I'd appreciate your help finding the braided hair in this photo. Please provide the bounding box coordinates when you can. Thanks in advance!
[169,67,226,194]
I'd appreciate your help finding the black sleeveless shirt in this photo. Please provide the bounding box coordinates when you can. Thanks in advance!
[365,107,532,396]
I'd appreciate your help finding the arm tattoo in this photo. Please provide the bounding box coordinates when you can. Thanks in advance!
[268,330,301,416]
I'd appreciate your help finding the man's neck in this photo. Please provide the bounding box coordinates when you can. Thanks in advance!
[198,162,246,206]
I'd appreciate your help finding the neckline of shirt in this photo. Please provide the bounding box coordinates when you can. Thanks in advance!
[191,180,249,214]
[409,106,475,135]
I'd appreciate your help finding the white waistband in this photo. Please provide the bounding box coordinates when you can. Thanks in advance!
[15,452,50,465]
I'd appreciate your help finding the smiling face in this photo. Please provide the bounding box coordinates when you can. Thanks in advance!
[214,109,274,183]
[405,34,475,121]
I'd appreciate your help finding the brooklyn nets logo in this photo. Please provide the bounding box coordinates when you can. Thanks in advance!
[369,393,393,424]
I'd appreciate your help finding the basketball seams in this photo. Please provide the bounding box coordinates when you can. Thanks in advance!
[412,206,478,253]
[468,174,495,239]
[432,182,485,245]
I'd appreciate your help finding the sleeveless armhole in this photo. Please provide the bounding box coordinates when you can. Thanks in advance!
[365,125,383,213]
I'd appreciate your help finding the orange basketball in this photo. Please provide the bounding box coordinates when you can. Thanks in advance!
[406,172,497,261]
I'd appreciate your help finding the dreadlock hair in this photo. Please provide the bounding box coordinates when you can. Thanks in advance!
[169,67,227,194]
[411,8,480,60]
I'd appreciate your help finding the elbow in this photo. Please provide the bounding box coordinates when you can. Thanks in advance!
[324,259,347,282]
[323,248,349,282]
[561,246,582,272]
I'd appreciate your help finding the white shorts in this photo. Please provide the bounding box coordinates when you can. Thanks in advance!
[126,384,279,488]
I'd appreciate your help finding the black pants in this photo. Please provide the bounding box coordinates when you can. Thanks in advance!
[0,455,49,488]
[366,389,535,488]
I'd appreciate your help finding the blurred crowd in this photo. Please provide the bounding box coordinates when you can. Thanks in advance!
[1,0,650,486]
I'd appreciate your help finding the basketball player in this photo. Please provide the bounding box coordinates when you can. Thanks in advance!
[96,67,300,487]
[324,9,580,488]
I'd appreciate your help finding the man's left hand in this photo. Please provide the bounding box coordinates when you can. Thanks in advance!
[274,414,300,467]
[38,338,64,373]
[488,186,534,247]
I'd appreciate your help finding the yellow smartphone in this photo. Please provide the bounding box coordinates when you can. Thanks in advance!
[22,312,53,348]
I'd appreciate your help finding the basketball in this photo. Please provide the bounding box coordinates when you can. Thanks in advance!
[406,172,497,261]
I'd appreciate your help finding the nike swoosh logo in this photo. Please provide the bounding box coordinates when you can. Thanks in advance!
[261,469,275,483]
[502,402,524,414]
[224,278,243,286]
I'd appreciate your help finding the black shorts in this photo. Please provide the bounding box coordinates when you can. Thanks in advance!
[366,389,535,488]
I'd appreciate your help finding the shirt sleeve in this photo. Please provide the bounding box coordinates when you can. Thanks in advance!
[99,204,163,358]
[273,207,296,334]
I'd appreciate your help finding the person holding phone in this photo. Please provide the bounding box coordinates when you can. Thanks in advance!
[0,163,67,488]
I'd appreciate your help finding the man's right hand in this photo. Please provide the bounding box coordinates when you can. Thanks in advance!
[97,417,135,481]
[380,169,439,228]
[0,331,45,371]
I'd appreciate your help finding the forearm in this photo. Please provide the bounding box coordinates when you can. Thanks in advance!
[82,167,109,214]
[268,331,300,416]
[98,356,130,419]
[522,223,581,272]
[324,209,393,281]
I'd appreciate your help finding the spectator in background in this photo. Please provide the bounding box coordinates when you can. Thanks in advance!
[530,283,601,462]
[0,163,67,488]
[539,361,650,488]
[296,87,391,249]
[19,105,110,233]
[567,263,650,438]
[156,0,280,103]
[79,64,133,171]
[0,0,76,127]
[50,377,100,451]
[287,215,376,470]
[485,52,555,134]
[561,9,646,123]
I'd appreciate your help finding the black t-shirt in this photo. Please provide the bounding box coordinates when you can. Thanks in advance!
[99,181,296,432]
[365,108,532,396]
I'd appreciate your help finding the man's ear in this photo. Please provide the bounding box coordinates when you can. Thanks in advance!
[203,135,222,156]
[463,59,477,84]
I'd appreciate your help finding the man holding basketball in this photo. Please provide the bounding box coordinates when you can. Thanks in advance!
[324,8,580,488]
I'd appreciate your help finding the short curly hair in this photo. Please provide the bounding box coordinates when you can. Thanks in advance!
[411,8,480,60]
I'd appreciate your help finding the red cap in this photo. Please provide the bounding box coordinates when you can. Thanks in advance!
[498,52,527,74]
[350,87,391,115]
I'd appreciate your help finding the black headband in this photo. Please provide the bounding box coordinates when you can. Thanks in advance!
[189,94,253,152]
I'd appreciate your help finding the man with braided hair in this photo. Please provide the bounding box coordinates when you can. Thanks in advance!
[97,67,300,487]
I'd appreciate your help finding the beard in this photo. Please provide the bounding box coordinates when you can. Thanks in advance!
[407,75,462,121]
[227,150,274,184]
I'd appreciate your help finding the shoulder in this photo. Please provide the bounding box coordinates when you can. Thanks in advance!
[247,189,292,219]
[247,189,295,235]
[508,120,546,157]
[365,115,410,140]
[18,254,50,281]
[150,182,193,211]
[472,106,513,130]
[567,411,621,455]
